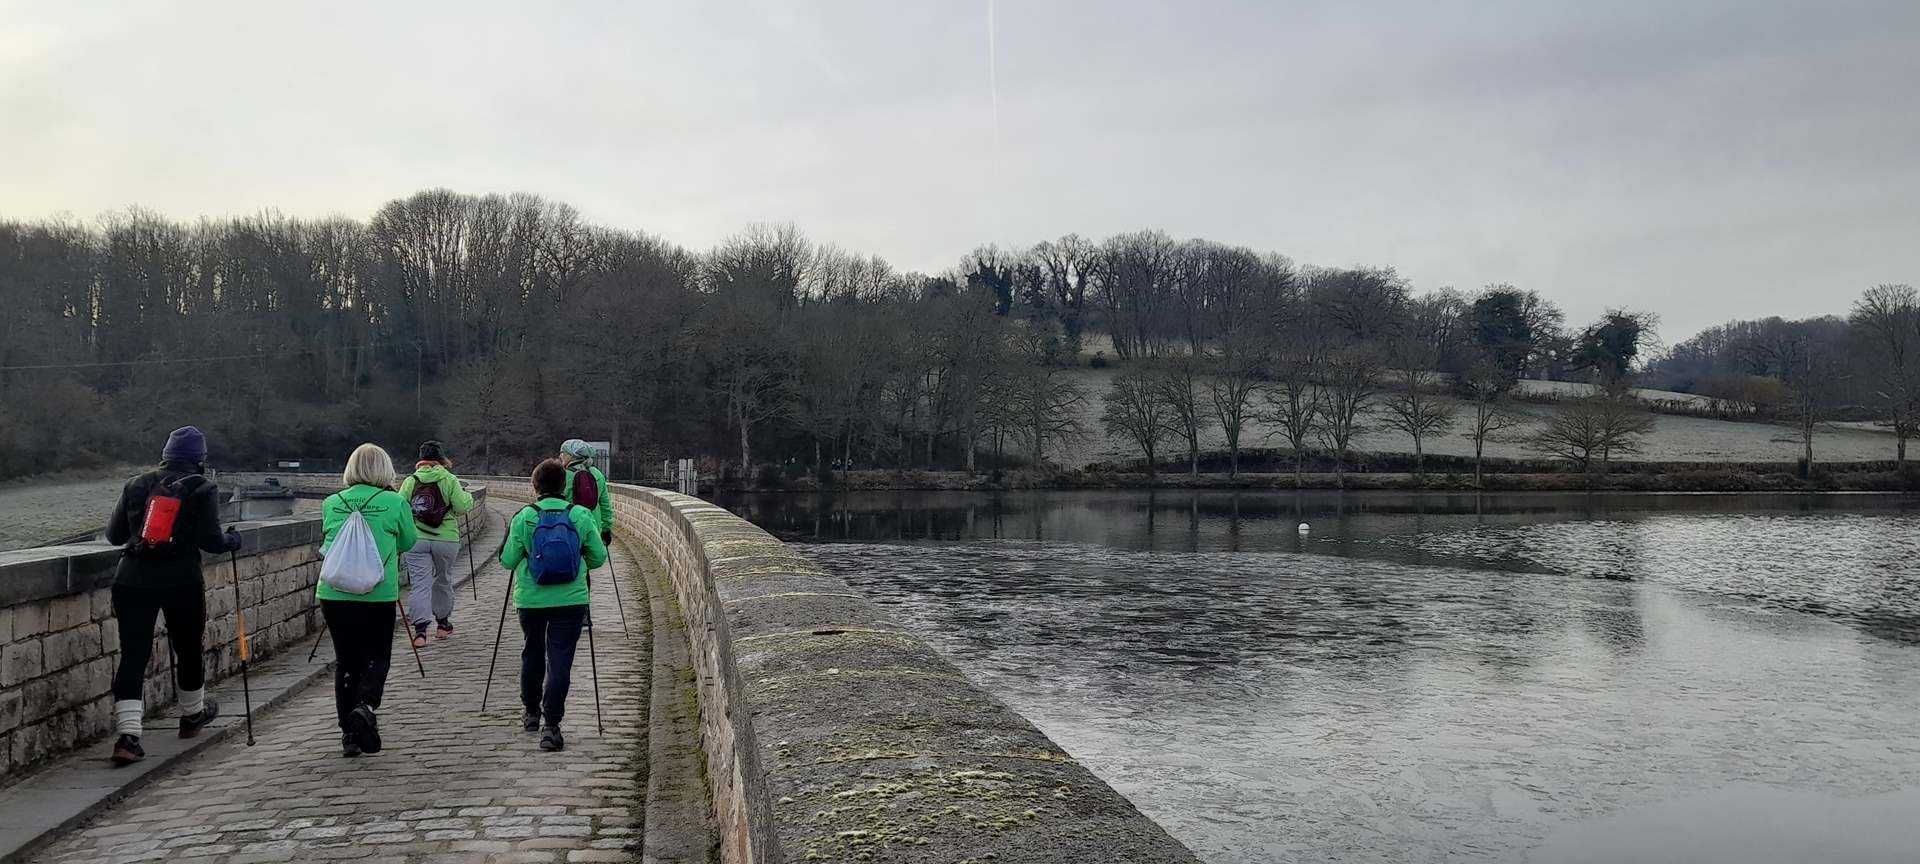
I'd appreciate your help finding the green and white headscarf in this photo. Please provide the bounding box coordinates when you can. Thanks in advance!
[561,439,596,462]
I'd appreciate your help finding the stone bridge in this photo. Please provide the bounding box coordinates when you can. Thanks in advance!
[0,476,1197,864]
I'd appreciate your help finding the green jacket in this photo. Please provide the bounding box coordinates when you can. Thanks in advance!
[317,484,418,604]
[562,463,614,535]
[500,497,609,609]
[396,463,476,543]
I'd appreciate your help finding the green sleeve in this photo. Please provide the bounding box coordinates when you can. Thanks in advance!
[595,468,613,533]
[390,491,418,553]
[397,475,416,500]
[577,506,608,569]
[320,493,344,553]
[445,475,475,515]
[500,508,530,571]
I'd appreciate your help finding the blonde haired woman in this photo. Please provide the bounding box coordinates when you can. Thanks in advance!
[318,443,417,756]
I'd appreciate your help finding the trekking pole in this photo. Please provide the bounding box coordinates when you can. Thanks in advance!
[395,595,426,679]
[480,569,514,713]
[604,556,630,637]
[585,604,604,735]
[463,511,480,601]
[307,619,328,662]
[228,553,256,746]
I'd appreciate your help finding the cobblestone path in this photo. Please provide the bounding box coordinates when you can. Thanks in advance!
[29,505,657,864]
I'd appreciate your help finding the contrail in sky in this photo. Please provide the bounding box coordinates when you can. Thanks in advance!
[987,0,999,130]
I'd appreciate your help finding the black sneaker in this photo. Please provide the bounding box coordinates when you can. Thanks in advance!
[538,725,564,752]
[341,732,360,757]
[347,704,382,754]
[110,734,145,766]
[179,698,220,738]
[522,708,540,732]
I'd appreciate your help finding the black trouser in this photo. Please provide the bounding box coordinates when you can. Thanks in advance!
[112,582,206,701]
[321,599,395,728]
[519,605,588,725]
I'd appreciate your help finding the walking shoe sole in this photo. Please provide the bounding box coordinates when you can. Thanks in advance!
[346,707,382,754]
[110,750,143,766]
[435,629,453,639]
[179,701,221,738]
[410,637,428,649]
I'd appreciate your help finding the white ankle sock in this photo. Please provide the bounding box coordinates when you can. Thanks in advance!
[179,687,205,716]
[114,700,143,736]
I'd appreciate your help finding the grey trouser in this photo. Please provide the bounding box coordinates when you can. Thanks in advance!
[403,539,460,627]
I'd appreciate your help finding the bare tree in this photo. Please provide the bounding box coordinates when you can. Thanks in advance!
[1850,284,1920,462]
[1461,356,1527,487]
[1155,356,1208,475]
[1316,345,1385,483]
[1002,325,1089,467]
[1532,395,1655,475]
[1781,338,1841,475]
[1262,350,1322,485]
[1380,366,1457,477]
[1102,373,1168,476]
[1207,341,1265,477]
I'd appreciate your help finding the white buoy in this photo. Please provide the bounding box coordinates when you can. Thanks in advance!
[1297,522,1310,534]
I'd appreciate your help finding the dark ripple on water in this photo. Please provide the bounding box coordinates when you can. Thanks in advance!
[803,519,1920,863]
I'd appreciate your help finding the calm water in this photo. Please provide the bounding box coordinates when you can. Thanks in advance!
[722,491,1920,863]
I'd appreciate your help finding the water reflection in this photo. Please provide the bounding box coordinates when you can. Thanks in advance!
[724,491,1920,862]
[726,490,1920,640]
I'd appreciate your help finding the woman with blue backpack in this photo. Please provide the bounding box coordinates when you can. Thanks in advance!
[499,458,608,751]
[316,443,418,757]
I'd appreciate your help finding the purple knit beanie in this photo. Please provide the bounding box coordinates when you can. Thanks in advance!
[162,426,208,465]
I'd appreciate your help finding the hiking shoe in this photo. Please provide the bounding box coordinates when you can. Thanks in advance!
[434,619,454,639]
[178,698,220,738]
[347,704,382,754]
[341,732,360,758]
[522,708,541,733]
[410,630,429,649]
[110,734,145,766]
[539,725,564,752]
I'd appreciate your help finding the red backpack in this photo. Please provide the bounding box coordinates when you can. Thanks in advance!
[134,475,204,553]
[569,467,600,511]
[409,475,453,528]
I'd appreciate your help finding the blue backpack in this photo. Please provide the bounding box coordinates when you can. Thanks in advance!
[528,507,582,585]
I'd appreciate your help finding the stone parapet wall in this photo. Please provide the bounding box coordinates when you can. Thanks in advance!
[601,483,1200,864]
[0,483,487,783]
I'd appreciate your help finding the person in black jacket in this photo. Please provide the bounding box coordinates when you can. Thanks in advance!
[103,425,242,766]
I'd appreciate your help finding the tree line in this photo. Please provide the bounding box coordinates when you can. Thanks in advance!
[1,189,1913,484]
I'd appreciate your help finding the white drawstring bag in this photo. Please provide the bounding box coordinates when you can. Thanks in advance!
[320,505,385,594]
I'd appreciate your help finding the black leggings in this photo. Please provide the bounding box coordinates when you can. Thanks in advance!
[112,582,206,701]
[321,600,395,728]
[519,605,588,725]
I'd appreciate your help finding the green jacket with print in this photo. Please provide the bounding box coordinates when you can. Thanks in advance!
[317,484,418,603]
[500,497,609,610]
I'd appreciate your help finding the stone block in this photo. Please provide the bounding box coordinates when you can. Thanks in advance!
[48,593,92,631]
[84,655,115,697]
[0,606,13,644]
[0,687,21,729]
[101,620,121,654]
[0,638,45,687]
[92,587,115,621]
[42,624,103,673]
[77,694,112,740]
[13,601,50,640]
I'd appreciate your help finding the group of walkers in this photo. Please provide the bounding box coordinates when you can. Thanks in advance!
[103,427,616,764]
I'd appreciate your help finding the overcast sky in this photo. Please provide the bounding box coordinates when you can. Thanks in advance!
[3,0,1917,343]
